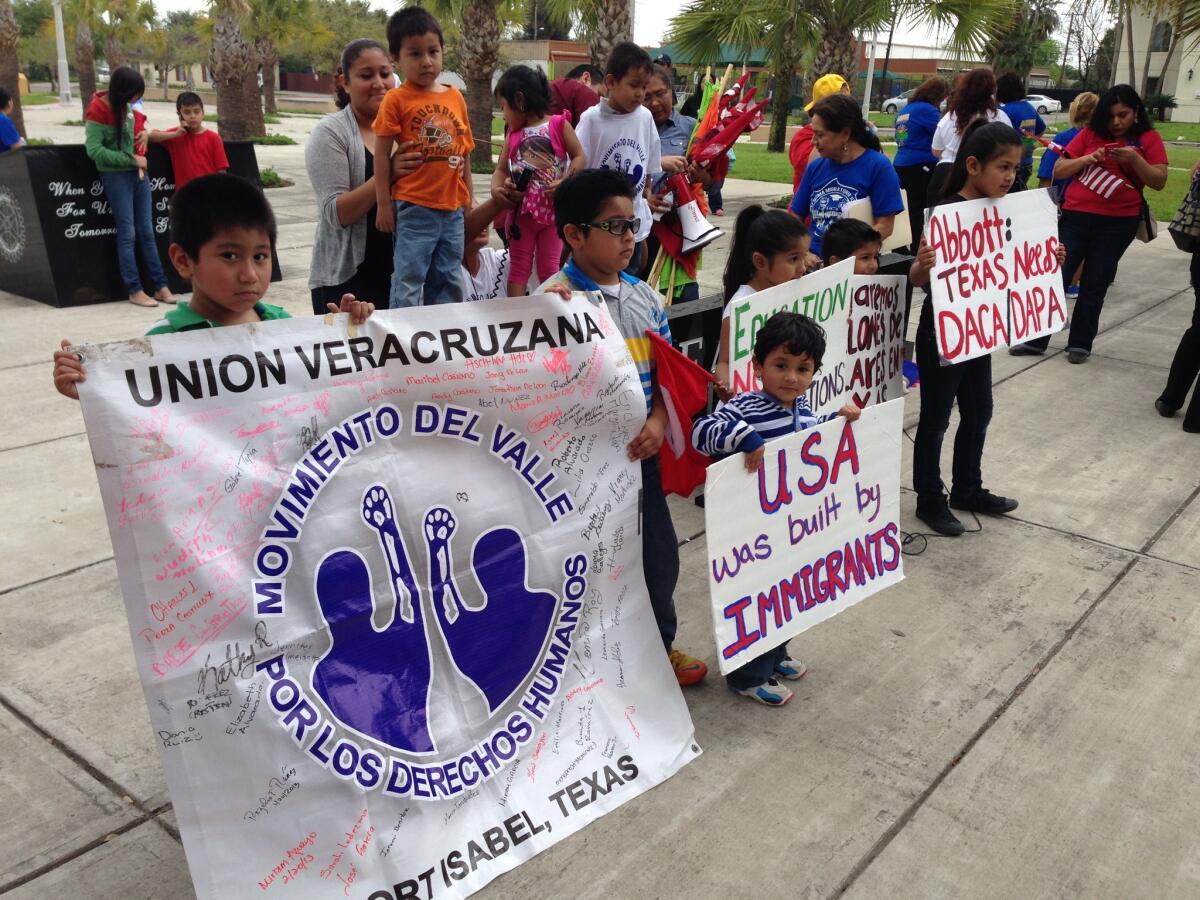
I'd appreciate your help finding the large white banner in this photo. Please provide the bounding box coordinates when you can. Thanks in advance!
[703,399,905,675]
[77,296,699,898]
[725,261,905,415]
[927,188,1066,363]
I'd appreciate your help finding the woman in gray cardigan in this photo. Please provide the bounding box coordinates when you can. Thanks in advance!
[306,39,421,313]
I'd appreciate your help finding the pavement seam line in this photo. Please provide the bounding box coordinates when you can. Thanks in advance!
[0,557,115,598]
[0,692,157,820]
[1139,480,1200,556]
[0,813,152,894]
[1,431,87,454]
[826,552,1143,899]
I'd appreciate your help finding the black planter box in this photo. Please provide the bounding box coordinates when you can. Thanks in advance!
[0,141,282,307]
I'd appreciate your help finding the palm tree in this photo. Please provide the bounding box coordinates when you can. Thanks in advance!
[67,0,100,115]
[985,0,1059,78]
[103,0,156,69]
[247,0,310,115]
[0,0,24,137]
[538,0,629,68]
[672,0,1015,153]
[589,0,630,67]
[209,0,265,140]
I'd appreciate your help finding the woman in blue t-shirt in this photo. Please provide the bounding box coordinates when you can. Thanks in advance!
[790,94,904,258]
[892,77,948,252]
[996,72,1045,192]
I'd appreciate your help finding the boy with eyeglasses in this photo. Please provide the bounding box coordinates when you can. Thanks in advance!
[538,168,709,688]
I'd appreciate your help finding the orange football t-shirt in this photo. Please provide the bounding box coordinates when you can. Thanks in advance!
[372,82,474,210]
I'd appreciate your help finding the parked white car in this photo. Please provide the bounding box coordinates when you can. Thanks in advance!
[1026,94,1062,114]
[882,89,948,116]
[882,89,915,115]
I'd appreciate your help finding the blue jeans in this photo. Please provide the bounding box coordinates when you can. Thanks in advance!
[100,170,168,295]
[706,179,724,211]
[726,642,789,691]
[641,458,679,652]
[1024,210,1140,354]
[390,201,464,307]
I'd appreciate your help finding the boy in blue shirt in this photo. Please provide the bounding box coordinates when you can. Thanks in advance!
[0,89,25,153]
[691,312,859,705]
[539,168,709,688]
[997,72,1045,192]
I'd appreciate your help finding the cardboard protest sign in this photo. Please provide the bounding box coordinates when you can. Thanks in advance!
[927,189,1066,363]
[703,399,905,675]
[726,262,905,415]
[818,274,908,411]
[76,296,699,899]
[726,257,855,403]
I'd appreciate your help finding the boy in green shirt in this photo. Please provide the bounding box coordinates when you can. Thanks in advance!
[53,174,373,397]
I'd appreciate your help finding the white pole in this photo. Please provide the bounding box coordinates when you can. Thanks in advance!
[52,0,72,103]
[862,31,878,113]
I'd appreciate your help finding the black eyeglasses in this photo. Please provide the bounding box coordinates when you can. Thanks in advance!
[577,217,641,236]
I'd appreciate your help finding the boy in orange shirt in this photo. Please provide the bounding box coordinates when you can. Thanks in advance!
[373,6,474,307]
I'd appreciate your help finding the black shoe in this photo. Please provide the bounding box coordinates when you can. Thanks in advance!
[950,489,1018,516]
[916,498,964,536]
[1184,420,1200,434]
[1008,344,1044,356]
[1155,398,1177,418]
[1067,350,1088,364]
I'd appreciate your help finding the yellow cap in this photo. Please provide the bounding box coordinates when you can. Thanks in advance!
[805,74,849,112]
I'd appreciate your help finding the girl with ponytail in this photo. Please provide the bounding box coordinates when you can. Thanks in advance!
[84,66,173,308]
[713,205,812,395]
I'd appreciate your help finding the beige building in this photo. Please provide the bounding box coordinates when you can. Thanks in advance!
[1114,11,1197,121]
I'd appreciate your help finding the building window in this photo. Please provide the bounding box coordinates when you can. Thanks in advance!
[1151,21,1172,53]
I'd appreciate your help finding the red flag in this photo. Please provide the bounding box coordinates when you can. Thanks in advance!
[647,331,716,497]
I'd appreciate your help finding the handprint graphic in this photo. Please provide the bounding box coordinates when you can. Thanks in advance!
[312,483,559,753]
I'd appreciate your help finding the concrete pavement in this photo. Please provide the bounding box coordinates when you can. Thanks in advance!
[2,99,1199,899]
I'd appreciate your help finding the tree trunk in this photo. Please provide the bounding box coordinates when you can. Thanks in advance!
[590,0,631,69]
[1157,26,1179,93]
[767,19,799,154]
[0,0,23,137]
[210,7,264,141]
[1140,12,1159,95]
[259,40,278,115]
[807,28,857,105]
[106,36,124,70]
[459,0,500,167]
[1124,1,1137,85]
[76,20,96,116]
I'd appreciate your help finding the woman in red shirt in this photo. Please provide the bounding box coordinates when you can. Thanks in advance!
[1013,85,1168,362]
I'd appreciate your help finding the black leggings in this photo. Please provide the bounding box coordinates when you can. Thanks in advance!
[1160,249,1200,428]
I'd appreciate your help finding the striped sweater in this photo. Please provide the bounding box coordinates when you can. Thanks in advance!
[692,390,837,458]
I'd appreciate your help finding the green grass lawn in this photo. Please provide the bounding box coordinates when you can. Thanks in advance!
[730,140,1192,222]
[20,92,61,106]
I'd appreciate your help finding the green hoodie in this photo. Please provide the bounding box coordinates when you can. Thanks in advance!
[84,91,139,173]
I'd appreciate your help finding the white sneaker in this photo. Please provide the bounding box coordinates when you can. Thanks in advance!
[736,678,793,706]
[774,656,808,680]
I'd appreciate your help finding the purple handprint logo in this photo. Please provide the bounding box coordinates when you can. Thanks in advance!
[311,482,559,753]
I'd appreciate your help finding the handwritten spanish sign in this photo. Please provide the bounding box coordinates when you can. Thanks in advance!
[927,188,1065,363]
[703,399,905,675]
[726,263,904,414]
[76,296,699,899]
[816,274,908,411]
